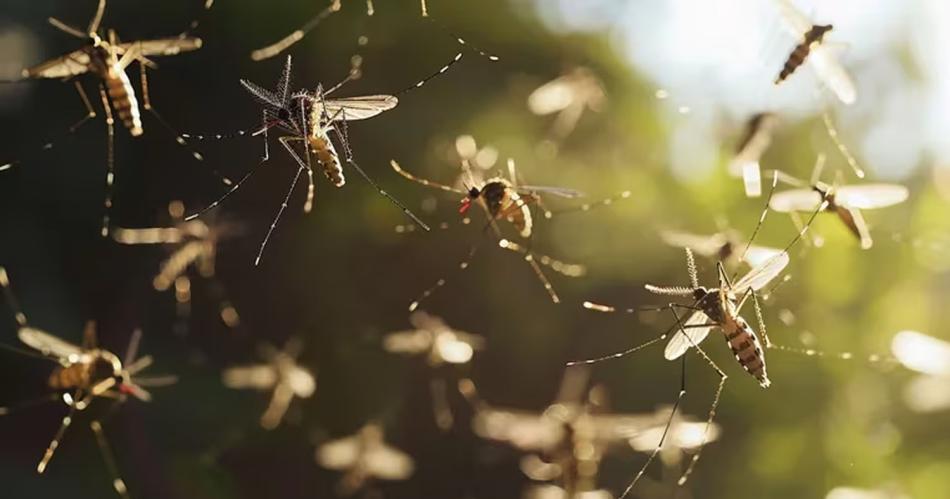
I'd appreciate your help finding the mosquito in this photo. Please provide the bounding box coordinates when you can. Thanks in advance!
[771,0,855,105]
[659,226,783,270]
[112,200,241,331]
[221,338,316,430]
[391,156,626,309]
[527,67,606,141]
[383,311,483,430]
[0,268,175,497]
[2,0,214,236]
[768,155,909,249]
[315,422,415,495]
[729,112,779,198]
[891,330,950,413]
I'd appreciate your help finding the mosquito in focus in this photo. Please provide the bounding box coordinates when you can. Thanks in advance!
[768,155,909,249]
[383,311,483,430]
[112,200,241,331]
[2,0,214,236]
[0,267,175,498]
[891,330,950,413]
[222,338,316,430]
[527,67,606,141]
[315,422,415,495]
[729,112,779,198]
[392,156,628,309]
[771,0,855,105]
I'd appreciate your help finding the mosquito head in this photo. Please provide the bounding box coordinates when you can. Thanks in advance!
[692,287,709,301]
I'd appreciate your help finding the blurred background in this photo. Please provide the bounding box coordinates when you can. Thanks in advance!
[0,0,948,498]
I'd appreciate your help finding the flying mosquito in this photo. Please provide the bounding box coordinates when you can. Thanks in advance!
[112,200,241,331]
[222,338,316,430]
[771,0,855,105]
[315,422,415,495]
[184,54,443,265]
[383,311,483,430]
[527,67,606,141]
[729,112,779,198]
[891,330,950,413]
[0,267,175,498]
[768,156,909,249]
[659,227,783,270]
[2,0,213,236]
[391,156,627,308]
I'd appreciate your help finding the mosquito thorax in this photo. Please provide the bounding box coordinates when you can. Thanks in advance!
[692,287,709,301]
[813,182,837,208]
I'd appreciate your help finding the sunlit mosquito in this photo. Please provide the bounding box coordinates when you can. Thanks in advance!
[0,268,175,498]
[112,200,241,332]
[2,0,213,236]
[891,330,950,413]
[221,338,316,430]
[383,311,483,430]
[768,155,909,249]
[184,54,436,265]
[660,226,783,270]
[729,112,779,198]
[527,67,606,141]
[771,0,855,105]
[315,422,415,495]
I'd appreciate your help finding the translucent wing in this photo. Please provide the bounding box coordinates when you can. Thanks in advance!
[364,445,415,480]
[222,365,278,390]
[112,227,184,245]
[286,365,317,397]
[472,408,564,451]
[518,185,586,199]
[891,331,950,376]
[382,330,433,354]
[119,37,203,57]
[324,95,398,121]
[733,251,790,294]
[772,0,812,37]
[527,76,576,115]
[742,244,785,268]
[19,327,84,360]
[834,184,909,210]
[809,46,856,105]
[769,189,824,212]
[659,230,727,258]
[316,436,360,469]
[588,413,658,442]
[903,375,950,413]
[22,50,91,79]
[664,310,713,361]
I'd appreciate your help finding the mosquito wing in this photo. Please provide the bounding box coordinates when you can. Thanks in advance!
[472,408,563,451]
[664,310,714,361]
[222,365,278,390]
[527,76,576,115]
[733,251,790,294]
[19,327,84,360]
[771,0,812,37]
[742,244,785,269]
[769,188,824,212]
[809,46,856,105]
[324,95,398,121]
[382,330,433,355]
[119,37,203,57]
[22,49,92,79]
[834,184,909,210]
[364,445,415,480]
[316,436,360,469]
[517,185,586,199]
[891,331,950,376]
[659,230,727,258]
[589,413,658,442]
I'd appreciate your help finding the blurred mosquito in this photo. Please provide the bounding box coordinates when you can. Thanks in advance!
[768,155,909,249]
[729,112,779,198]
[825,486,909,499]
[528,67,606,141]
[660,226,783,271]
[771,0,855,105]
[222,338,316,430]
[315,422,415,495]
[383,311,483,430]
[0,268,175,497]
[891,331,950,413]
[112,200,241,332]
[1,0,214,236]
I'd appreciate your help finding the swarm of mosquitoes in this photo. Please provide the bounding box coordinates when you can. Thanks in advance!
[0,0,931,498]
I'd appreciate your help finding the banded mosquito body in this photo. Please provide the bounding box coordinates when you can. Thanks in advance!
[0,268,175,497]
[3,0,212,235]
[315,422,415,495]
[527,67,606,141]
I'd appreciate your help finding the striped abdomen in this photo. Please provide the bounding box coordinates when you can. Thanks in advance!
[776,24,833,84]
[48,363,92,390]
[723,319,770,388]
[309,133,345,187]
[105,65,143,136]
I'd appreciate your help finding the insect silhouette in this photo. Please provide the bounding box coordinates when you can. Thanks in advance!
[730,112,779,198]
[222,338,316,430]
[768,156,908,249]
[383,311,483,430]
[112,200,241,331]
[315,422,415,495]
[0,268,175,497]
[772,0,855,105]
[660,226,783,270]
[527,67,606,141]
[891,330,950,413]
[392,156,628,309]
[184,54,442,265]
[2,0,212,236]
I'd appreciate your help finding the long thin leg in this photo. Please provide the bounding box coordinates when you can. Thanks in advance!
[409,244,480,312]
[735,170,780,274]
[90,420,130,499]
[37,400,78,473]
[544,190,634,216]
[822,111,864,179]
[0,393,61,415]
[390,159,464,194]
[250,0,343,61]
[496,239,585,277]
[255,137,308,266]
[98,85,116,238]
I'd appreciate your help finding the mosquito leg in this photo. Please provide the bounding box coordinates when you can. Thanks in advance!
[0,393,61,415]
[90,420,130,499]
[37,400,78,473]
[69,81,98,133]
[250,0,343,61]
[546,190,634,216]
[735,170,780,272]
[409,244,481,312]
[789,211,822,248]
[98,85,116,238]
[254,137,308,266]
[822,111,864,179]
[497,239,585,277]
[389,160,462,194]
